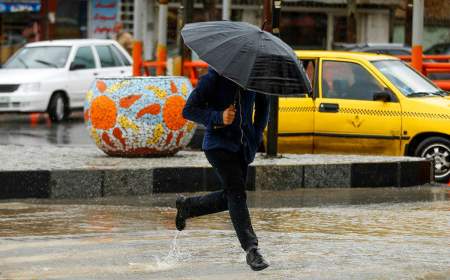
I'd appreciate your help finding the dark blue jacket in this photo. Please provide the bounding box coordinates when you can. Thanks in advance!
[182,68,270,164]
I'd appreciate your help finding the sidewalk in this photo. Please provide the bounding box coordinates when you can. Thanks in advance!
[0,145,432,199]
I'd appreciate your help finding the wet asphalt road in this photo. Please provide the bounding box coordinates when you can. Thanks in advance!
[0,112,203,148]
[0,112,90,146]
[0,187,449,280]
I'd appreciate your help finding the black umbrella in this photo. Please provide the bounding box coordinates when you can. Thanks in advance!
[181,21,312,96]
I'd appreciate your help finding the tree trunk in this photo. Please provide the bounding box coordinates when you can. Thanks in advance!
[346,0,357,43]
[405,0,413,46]
[262,0,272,32]
[203,0,218,21]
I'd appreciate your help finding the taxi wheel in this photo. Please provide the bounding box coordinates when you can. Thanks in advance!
[48,92,70,122]
[415,136,450,182]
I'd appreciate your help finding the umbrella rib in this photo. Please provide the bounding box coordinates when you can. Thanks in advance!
[271,35,306,74]
[250,76,300,81]
[267,34,311,93]
[217,34,259,80]
[194,33,254,65]
[182,29,248,46]
[241,33,263,88]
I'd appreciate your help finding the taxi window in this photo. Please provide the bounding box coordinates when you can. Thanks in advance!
[303,60,315,89]
[322,60,383,101]
[286,59,315,98]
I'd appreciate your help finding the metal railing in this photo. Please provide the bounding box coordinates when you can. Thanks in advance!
[132,41,208,86]
[397,55,450,91]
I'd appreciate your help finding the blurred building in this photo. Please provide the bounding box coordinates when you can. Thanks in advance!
[393,0,450,49]
[85,0,154,58]
[163,0,402,51]
[55,0,88,39]
[0,0,88,64]
[85,0,405,58]
[2,0,449,64]
[0,0,41,63]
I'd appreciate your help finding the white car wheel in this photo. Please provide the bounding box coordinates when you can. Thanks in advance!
[48,93,69,122]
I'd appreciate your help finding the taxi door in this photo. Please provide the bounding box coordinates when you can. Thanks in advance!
[313,58,403,155]
[277,59,316,153]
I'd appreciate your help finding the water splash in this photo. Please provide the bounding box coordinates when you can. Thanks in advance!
[130,231,189,272]
[159,231,183,264]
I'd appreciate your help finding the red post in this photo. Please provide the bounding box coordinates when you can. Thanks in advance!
[411,45,423,72]
[433,81,450,91]
[156,46,167,76]
[411,0,424,72]
[132,41,143,76]
[29,113,40,127]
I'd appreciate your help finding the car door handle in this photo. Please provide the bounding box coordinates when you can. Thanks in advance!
[319,103,339,113]
[120,70,125,74]
[93,72,99,76]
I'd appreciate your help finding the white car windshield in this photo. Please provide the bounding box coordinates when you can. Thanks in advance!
[4,46,71,69]
[372,60,447,97]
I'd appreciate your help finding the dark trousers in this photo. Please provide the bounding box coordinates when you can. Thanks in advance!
[184,148,258,251]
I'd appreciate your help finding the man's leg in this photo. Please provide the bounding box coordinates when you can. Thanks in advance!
[175,150,231,223]
[205,149,258,252]
[182,190,228,218]
[208,149,268,270]
[177,148,258,249]
[176,148,268,270]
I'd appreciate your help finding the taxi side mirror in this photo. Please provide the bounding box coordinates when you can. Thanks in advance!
[373,91,392,102]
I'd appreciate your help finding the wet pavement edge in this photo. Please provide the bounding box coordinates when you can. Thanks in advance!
[0,160,433,199]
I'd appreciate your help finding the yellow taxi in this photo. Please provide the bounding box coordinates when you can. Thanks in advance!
[275,51,450,181]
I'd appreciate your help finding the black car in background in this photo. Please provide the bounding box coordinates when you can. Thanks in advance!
[425,42,450,80]
[425,43,450,55]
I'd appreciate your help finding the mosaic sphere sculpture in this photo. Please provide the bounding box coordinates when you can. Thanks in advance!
[84,76,196,157]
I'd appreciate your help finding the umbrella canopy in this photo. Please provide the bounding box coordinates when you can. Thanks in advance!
[181,21,312,96]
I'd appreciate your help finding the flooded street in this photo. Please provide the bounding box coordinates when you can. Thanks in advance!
[0,187,449,279]
[0,113,204,149]
[0,113,90,146]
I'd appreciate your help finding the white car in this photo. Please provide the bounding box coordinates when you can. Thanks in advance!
[0,39,132,122]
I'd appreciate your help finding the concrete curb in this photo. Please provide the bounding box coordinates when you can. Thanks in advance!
[0,145,433,199]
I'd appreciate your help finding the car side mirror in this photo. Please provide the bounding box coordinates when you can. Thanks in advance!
[70,62,86,71]
[373,91,392,102]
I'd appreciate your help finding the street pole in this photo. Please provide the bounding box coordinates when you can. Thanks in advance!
[222,0,231,20]
[176,0,193,75]
[133,0,144,41]
[157,0,168,75]
[326,13,334,50]
[411,0,424,72]
[265,0,281,157]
